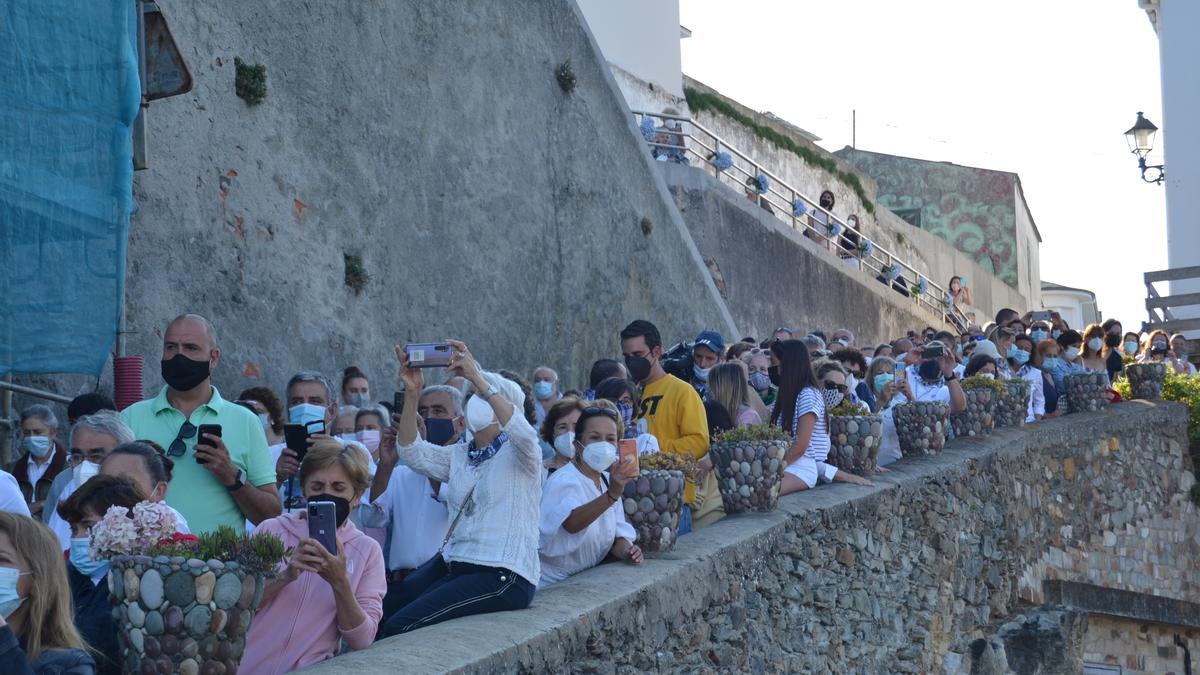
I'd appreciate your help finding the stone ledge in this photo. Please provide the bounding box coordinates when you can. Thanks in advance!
[303,400,1188,674]
[1043,580,1200,629]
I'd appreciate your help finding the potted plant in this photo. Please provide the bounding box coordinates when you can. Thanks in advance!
[826,401,882,476]
[995,378,1031,428]
[708,424,790,514]
[893,400,949,456]
[952,375,1003,437]
[1124,362,1168,400]
[622,453,692,553]
[92,503,287,675]
[1063,372,1110,413]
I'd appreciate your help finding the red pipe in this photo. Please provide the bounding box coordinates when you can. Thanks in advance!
[113,355,144,411]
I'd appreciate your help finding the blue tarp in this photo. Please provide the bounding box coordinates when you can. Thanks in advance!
[0,0,140,375]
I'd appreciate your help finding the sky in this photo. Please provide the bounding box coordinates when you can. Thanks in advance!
[679,0,1166,327]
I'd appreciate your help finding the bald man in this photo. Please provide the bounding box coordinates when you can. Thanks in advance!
[121,314,280,533]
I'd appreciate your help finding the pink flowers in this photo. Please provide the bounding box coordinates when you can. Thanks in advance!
[89,501,180,560]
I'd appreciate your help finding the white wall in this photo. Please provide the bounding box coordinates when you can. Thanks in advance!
[576,0,684,98]
[1014,184,1042,310]
[1042,289,1101,330]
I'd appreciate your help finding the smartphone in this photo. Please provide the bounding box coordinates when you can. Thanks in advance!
[1031,310,1052,323]
[195,424,222,464]
[404,342,453,369]
[393,391,405,416]
[307,501,338,554]
[284,424,309,461]
[894,362,906,375]
[923,343,945,359]
[618,439,640,477]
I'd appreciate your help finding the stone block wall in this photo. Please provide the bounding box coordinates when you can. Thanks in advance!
[305,401,1193,675]
[1084,615,1197,674]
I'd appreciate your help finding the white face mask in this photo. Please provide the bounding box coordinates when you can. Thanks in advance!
[1065,346,1080,360]
[348,393,370,408]
[73,460,101,487]
[1124,341,1139,354]
[1087,338,1103,352]
[465,395,497,433]
[258,413,271,431]
[581,441,617,473]
[553,432,575,458]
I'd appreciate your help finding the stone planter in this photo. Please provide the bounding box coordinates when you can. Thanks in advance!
[622,469,684,553]
[109,555,266,675]
[1064,372,1109,413]
[826,415,882,476]
[951,387,997,438]
[995,379,1031,428]
[708,439,788,514]
[893,401,949,456]
[1125,363,1167,400]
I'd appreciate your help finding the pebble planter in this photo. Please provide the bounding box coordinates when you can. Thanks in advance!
[1125,363,1167,400]
[109,555,266,675]
[951,387,997,438]
[826,414,882,476]
[995,379,1031,428]
[621,469,684,553]
[893,401,949,456]
[708,439,788,514]
[1064,372,1109,413]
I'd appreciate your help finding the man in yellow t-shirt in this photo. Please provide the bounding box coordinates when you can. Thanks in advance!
[620,320,724,532]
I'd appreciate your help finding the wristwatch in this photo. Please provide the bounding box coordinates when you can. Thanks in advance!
[944,373,958,382]
[477,384,499,401]
[226,469,246,492]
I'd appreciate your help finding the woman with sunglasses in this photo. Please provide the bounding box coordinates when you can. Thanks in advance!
[538,402,642,586]
[378,340,541,636]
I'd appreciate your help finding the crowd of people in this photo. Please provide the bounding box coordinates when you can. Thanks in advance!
[0,309,1192,673]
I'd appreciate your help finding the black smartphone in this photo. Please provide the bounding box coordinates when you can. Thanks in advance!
[195,424,222,464]
[923,343,945,359]
[393,391,405,416]
[284,424,309,461]
[307,501,338,554]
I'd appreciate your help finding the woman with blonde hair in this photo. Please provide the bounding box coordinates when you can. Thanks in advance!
[0,513,94,674]
[707,363,762,432]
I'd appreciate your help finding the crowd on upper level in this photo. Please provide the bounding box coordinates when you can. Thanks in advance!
[0,307,1193,673]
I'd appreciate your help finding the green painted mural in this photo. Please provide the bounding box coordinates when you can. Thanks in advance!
[836,148,1019,288]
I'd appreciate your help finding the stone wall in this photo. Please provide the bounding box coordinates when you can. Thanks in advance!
[304,401,1194,674]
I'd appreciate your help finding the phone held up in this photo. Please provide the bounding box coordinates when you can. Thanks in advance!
[307,501,338,555]
[283,420,325,463]
[195,424,222,465]
[617,439,640,477]
[923,343,945,360]
[404,342,453,369]
[1031,310,1053,323]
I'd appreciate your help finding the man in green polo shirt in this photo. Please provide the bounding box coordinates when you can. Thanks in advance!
[121,314,280,533]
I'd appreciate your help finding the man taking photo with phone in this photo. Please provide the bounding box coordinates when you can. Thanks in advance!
[121,313,280,533]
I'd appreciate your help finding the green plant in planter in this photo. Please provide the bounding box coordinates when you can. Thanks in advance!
[961,375,1005,395]
[1115,370,1200,447]
[829,401,871,416]
[713,423,789,444]
[150,527,288,577]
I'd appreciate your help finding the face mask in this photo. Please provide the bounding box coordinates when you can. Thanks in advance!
[1064,347,1080,360]
[289,403,327,427]
[615,401,635,427]
[70,538,109,580]
[22,436,52,459]
[0,567,26,619]
[73,460,101,487]
[1124,341,1139,354]
[554,432,576,458]
[348,393,370,409]
[1105,334,1121,349]
[748,371,771,392]
[918,360,941,382]
[767,365,780,386]
[846,374,858,393]
[1152,341,1168,352]
[258,413,272,431]
[306,493,352,528]
[980,373,995,380]
[821,387,844,410]
[624,355,652,384]
[356,429,381,452]
[1042,357,1062,370]
[532,381,555,401]
[1052,330,1063,340]
[873,373,894,391]
[465,395,497,433]
[337,432,358,445]
[1031,330,1048,342]
[693,364,711,383]
[424,417,458,446]
[1087,338,1103,352]
[1010,348,1030,366]
[580,441,617,473]
[161,353,211,392]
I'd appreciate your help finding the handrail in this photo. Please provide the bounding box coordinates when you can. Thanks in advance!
[1143,266,1200,330]
[634,111,970,331]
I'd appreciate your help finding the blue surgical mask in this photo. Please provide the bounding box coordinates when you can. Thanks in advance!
[532,381,555,401]
[22,436,52,459]
[0,567,27,619]
[258,413,272,431]
[288,403,326,427]
[70,538,109,581]
[1124,341,1139,354]
[1009,346,1030,365]
[873,373,895,391]
[348,393,370,409]
[748,371,771,392]
[1052,330,1063,340]
[1042,357,1062,370]
[1030,330,1048,342]
[693,364,711,382]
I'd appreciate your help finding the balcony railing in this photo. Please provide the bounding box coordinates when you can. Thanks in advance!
[633,110,969,331]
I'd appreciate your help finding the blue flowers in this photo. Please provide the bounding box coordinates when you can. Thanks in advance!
[711,151,733,172]
[858,239,875,258]
[792,200,808,217]
[882,264,901,281]
[753,174,769,194]
[639,117,657,142]
[827,219,842,236]
[912,276,929,296]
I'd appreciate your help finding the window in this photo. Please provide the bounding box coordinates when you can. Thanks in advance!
[892,207,922,228]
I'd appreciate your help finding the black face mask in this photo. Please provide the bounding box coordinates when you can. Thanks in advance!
[768,365,781,386]
[307,493,351,528]
[624,355,653,384]
[1104,334,1121,349]
[161,353,211,392]
[424,417,458,446]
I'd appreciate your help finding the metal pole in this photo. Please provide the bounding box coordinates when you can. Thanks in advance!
[0,375,10,467]
[0,381,73,404]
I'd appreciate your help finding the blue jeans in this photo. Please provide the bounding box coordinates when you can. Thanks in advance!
[678,505,693,536]
[378,555,535,638]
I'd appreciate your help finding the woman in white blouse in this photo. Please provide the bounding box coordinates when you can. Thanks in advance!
[538,403,642,586]
[377,340,542,637]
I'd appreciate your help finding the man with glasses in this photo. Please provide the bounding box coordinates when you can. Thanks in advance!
[43,411,133,548]
[121,313,279,533]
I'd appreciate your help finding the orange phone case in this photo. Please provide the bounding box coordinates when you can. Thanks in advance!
[618,439,639,476]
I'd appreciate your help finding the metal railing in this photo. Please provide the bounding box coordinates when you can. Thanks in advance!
[1144,266,1200,334]
[633,110,970,331]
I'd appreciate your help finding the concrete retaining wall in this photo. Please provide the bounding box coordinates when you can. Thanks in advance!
[305,401,1194,674]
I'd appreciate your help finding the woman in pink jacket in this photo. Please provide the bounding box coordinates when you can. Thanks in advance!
[241,440,386,674]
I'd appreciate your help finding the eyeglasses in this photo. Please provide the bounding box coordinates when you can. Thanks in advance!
[582,407,620,420]
[168,421,197,457]
[823,382,849,394]
[68,448,109,466]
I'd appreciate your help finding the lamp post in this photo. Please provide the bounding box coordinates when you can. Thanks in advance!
[1124,111,1165,184]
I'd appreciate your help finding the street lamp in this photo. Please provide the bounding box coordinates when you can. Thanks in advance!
[1124,111,1165,184]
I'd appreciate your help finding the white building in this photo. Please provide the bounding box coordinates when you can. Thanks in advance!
[575,0,687,113]
[1041,281,1101,330]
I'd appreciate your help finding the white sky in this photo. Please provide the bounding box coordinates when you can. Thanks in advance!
[680,0,1166,328]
